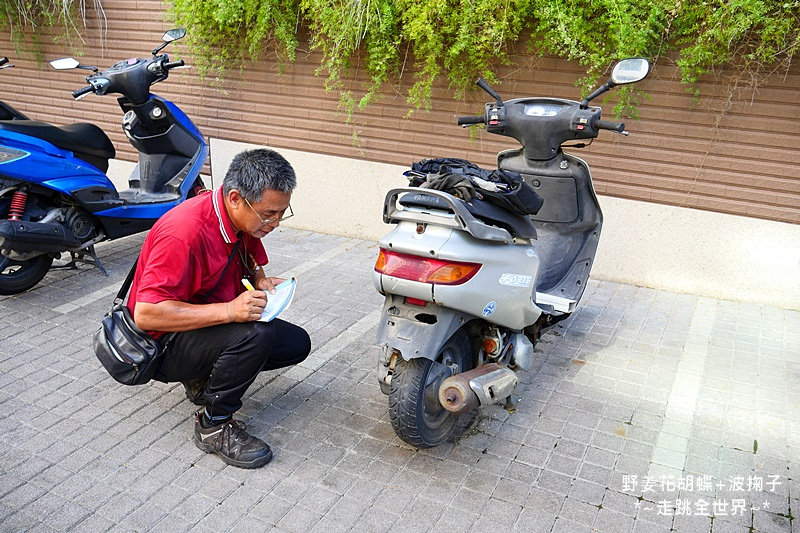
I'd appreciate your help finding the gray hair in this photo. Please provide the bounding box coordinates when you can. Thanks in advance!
[222,149,297,202]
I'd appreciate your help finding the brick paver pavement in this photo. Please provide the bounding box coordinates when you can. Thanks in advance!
[1,228,797,532]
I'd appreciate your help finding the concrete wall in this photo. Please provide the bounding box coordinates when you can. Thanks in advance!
[109,139,800,311]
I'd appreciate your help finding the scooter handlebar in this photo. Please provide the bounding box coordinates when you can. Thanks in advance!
[457,115,485,126]
[163,60,185,70]
[596,119,625,133]
[72,85,94,99]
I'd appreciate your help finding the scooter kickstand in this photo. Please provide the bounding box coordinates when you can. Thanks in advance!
[85,245,108,276]
[52,246,107,275]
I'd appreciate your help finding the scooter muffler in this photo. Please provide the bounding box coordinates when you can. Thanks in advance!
[0,219,80,253]
[438,362,518,414]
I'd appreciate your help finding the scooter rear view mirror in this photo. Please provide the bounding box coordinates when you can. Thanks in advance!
[580,57,650,107]
[153,28,187,55]
[162,28,186,43]
[611,58,650,85]
[50,58,80,70]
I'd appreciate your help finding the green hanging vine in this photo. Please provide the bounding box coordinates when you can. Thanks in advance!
[0,0,108,56]
[170,1,797,117]
[168,0,300,82]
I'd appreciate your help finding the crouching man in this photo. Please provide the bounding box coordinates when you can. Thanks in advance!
[129,148,311,468]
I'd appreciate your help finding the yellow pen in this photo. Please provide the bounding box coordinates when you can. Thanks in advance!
[241,278,255,291]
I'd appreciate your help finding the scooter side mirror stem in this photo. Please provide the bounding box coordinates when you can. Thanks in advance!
[580,81,613,109]
[151,41,171,56]
[476,78,504,106]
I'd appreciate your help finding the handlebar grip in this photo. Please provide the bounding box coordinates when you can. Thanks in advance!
[596,119,625,133]
[457,115,485,126]
[72,85,94,99]
[163,60,185,70]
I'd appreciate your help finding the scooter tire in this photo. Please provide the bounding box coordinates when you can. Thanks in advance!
[388,332,478,448]
[0,254,53,295]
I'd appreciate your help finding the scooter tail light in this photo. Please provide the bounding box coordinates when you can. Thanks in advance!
[374,249,481,286]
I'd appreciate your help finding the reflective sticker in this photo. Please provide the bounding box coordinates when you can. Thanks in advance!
[499,273,533,287]
[482,301,496,317]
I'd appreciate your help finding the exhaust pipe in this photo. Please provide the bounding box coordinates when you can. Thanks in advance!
[0,219,80,253]
[438,362,518,414]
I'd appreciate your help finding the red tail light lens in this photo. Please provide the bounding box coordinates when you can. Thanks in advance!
[374,249,481,285]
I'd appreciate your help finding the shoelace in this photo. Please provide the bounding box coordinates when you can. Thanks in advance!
[213,420,250,452]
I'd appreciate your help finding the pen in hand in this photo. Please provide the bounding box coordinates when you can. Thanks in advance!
[241,278,255,291]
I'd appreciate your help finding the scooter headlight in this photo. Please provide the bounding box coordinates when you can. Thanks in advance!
[0,146,28,164]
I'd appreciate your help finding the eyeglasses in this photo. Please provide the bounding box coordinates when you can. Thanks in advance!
[244,197,294,226]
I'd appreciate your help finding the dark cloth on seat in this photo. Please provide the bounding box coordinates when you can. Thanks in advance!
[406,157,543,216]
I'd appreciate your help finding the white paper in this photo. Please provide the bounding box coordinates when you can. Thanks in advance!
[259,277,296,322]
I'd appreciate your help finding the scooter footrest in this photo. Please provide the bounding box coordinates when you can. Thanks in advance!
[535,292,576,313]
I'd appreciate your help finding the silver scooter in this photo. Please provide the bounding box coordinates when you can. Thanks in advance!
[373,58,651,448]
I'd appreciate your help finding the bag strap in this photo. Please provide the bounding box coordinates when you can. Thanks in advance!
[114,240,242,306]
[201,240,240,304]
[114,260,139,305]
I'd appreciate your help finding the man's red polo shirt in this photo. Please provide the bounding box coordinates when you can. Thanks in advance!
[128,187,268,337]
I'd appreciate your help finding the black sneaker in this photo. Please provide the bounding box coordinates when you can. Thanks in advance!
[193,412,273,469]
[182,377,209,406]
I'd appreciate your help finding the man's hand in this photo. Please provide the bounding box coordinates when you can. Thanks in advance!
[257,276,286,294]
[228,290,267,322]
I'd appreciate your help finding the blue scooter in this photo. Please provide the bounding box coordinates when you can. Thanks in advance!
[0,57,30,120]
[0,29,207,295]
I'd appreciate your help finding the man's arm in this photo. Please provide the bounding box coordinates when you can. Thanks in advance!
[135,291,268,332]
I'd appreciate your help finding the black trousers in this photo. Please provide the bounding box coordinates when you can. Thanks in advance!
[154,319,311,417]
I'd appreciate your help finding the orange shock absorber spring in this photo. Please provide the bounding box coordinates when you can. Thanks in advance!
[7,190,27,221]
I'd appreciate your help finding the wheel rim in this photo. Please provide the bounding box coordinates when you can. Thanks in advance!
[0,256,24,276]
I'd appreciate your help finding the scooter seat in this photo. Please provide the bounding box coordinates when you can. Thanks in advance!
[0,120,115,171]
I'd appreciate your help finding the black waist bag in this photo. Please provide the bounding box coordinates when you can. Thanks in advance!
[93,259,161,386]
[93,303,161,385]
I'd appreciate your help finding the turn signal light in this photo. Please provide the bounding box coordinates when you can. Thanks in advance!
[483,338,498,354]
[375,249,481,286]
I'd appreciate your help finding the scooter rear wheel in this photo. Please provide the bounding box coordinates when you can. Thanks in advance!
[0,254,53,295]
[388,331,478,448]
